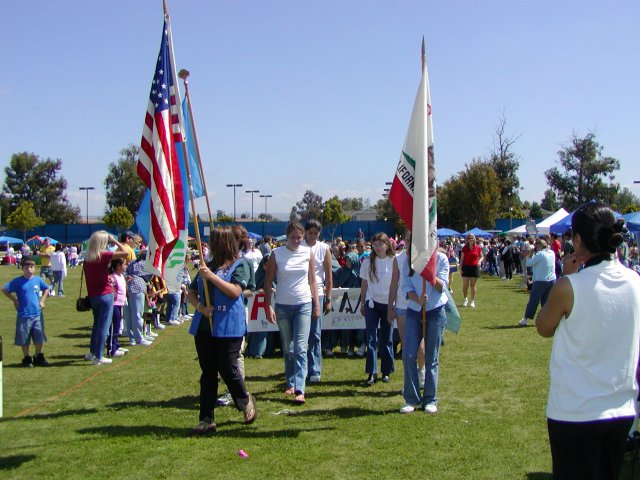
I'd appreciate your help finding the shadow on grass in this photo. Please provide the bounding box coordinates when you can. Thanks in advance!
[0,454,37,470]
[58,333,91,339]
[526,473,552,480]
[276,406,390,419]
[77,424,334,439]
[107,395,198,411]
[246,372,286,382]
[70,325,92,332]
[484,325,529,330]
[0,408,99,422]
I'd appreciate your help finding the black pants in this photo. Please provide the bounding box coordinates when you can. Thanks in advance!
[547,416,634,480]
[194,333,249,422]
[503,259,513,279]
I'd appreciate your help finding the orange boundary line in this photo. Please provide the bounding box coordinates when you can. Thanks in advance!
[13,324,183,418]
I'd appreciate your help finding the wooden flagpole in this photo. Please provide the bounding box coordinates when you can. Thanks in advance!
[164,1,212,328]
[421,37,427,343]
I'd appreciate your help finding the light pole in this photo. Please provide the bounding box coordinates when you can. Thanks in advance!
[259,194,272,220]
[245,189,260,221]
[79,187,95,224]
[226,183,243,221]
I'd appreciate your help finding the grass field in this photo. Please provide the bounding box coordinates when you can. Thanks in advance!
[0,265,556,479]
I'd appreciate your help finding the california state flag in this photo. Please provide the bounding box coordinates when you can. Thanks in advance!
[388,42,438,284]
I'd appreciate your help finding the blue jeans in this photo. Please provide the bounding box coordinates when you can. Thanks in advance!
[524,280,555,319]
[125,291,145,343]
[166,293,181,322]
[52,270,64,295]
[276,302,312,394]
[89,293,114,360]
[364,300,395,376]
[307,295,323,378]
[403,305,446,405]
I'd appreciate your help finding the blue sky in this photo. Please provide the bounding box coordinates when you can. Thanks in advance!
[1,1,638,220]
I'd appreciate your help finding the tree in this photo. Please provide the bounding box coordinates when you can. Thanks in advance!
[540,189,559,212]
[3,152,80,223]
[102,207,135,233]
[292,190,323,222]
[529,201,544,219]
[322,196,349,240]
[257,213,276,221]
[488,113,522,214]
[340,197,364,212]
[437,159,501,231]
[104,144,147,215]
[216,209,234,223]
[610,187,640,214]
[7,201,45,239]
[374,197,405,236]
[544,133,620,211]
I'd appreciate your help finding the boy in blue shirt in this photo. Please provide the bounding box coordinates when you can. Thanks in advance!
[2,258,50,367]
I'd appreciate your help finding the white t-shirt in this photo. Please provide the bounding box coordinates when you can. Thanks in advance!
[242,248,263,274]
[273,245,312,305]
[547,259,640,422]
[394,251,409,310]
[360,255,394,305]
[301,239,329,297]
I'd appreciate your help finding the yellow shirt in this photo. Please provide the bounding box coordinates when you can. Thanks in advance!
[39,245,55,267]
[123,244,136,263]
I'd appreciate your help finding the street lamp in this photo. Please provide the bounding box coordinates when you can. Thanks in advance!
[245,189,260,221]
[226,183,243,221]
[259,194,273,220]
[79,187,95,224]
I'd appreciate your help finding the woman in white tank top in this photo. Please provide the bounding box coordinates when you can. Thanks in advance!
[537,203,640,480]
[264,221,319,405]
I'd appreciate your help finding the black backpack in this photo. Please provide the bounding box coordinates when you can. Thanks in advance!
[502,246,512,262]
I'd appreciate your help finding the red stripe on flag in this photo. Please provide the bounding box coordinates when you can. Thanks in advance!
[388,177,414,230]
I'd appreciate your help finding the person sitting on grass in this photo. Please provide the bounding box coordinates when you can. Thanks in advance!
[2,258,51,368]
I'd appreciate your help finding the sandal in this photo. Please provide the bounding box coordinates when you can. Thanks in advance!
[243,394,258,425]
[191,419,217,435]
[293,394,305,405]
[284,387,295,395]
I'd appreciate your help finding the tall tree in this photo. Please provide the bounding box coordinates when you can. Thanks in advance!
[104,144,147,215]
[488,113,521,214]
[529,201,544,219]
[292,190,323,222]
[322,196,350,240]
[339,197,364,211]
[3,152,80,223]
[540,189,559,212]
[102,206,135,233]
[610,187,640,214]
[374,197,405,235]
[544,133,620,211]
[7,201,45,239]
[437,159,501,231]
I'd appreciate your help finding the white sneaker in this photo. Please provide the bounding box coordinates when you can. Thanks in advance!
[470,300,476,308]
[216,392,233,406]
[356,345,366,357]
[147,331,158,337]
[462,298,468,307]
[399,403,420,414]
[518,317,528,327]
[419,368,426,389]
[137,338,153,346]
[168,319,180,325]
[112,350,126,357]
[93,357,113,366]
[117,348,129,353]
[309,375,321,383]
[155,323,166,330]
[84,353,95,361]
[49,291,56,297]
[424,403,438,414]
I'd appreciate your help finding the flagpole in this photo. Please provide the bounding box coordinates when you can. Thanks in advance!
[421,37,427,343]
[178,69,215,228]
[164,1,212,329]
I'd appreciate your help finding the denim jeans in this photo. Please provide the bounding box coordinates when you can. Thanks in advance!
[276,302,312,394]
[524,280,555,319]
[125,291,146,343]
[364,300,395,376]
[52,270,64,296]
[165,293,181,322]
[106,305,123,356]
[402,305,446,406]
[89,293,114,360]
[307,296,323,378]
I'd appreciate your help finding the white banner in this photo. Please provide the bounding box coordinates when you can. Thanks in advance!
[247,288,366,333]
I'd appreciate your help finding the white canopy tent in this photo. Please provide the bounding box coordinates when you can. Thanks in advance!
[506,208,569,235]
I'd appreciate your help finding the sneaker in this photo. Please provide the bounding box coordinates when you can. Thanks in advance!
[309,375,321,383]
[117,348,129,353]
[137,338,153,346]
[381,375,390,383]
[146,331,158,338]
[49,291,56,297]
[356,345,366,357]
[216,392,233,406]
[419,368,426,389]
[93,357,113,366]
[399,403,420,414]
[22,355,34,368]
[470,300,476,308]
[518,317,528,327]
[33,353,49,366]
[324,348,334,357]
[112,350,126,357]
[347,346,355,357]
[424,403,438,414]
[462,298,468,307]
[154,323,166,330]
[84,353,95,361]
[168,319,180,325]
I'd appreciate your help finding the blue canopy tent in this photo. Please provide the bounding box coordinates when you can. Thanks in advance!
[623,212,640,233]
[550,207,624,235]
[247,231,263,241]
[437,228,461,238]
[461,227,492,239]
[0,236,24,244]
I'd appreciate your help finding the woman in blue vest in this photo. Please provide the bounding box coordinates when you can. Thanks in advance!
[187,226,257,434]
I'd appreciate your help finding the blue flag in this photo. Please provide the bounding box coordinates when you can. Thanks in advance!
[182,96,205,199]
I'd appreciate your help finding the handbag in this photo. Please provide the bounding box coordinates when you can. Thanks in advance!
[76,268,92,312]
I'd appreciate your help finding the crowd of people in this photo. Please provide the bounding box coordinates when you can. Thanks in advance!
[3,205,640,477]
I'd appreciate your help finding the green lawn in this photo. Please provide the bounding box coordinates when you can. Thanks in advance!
[0,265,555,479]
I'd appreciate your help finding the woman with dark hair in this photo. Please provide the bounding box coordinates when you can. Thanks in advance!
[359,232,395,385]
[187,226,257,434]
[537,203,640,480]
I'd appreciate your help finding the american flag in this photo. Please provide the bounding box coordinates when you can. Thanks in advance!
[138,17,186,275]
